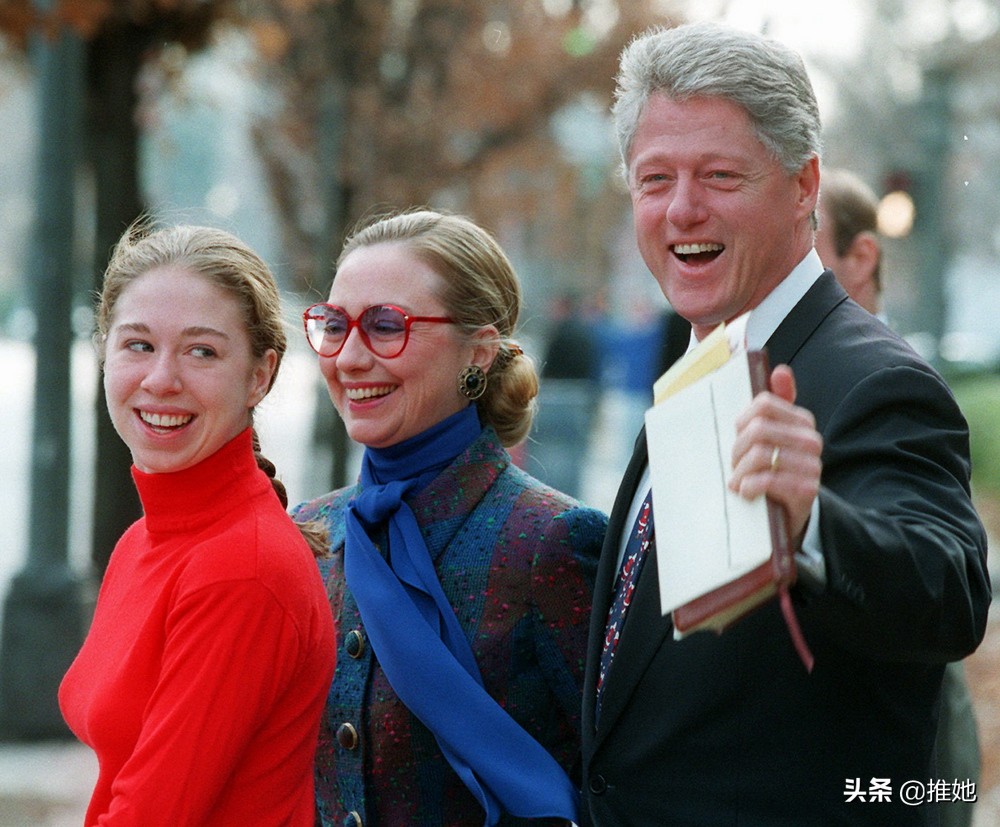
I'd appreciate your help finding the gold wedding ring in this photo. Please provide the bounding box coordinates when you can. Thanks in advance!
[770,445,781,472]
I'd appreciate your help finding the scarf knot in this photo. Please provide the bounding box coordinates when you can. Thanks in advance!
[352,478,418,529]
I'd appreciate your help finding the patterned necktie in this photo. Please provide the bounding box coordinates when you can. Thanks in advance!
[596,491,654,718]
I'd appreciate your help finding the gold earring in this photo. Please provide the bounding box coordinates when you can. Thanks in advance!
[458,365,487,400]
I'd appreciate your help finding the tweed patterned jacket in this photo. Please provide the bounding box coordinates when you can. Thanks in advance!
[293,427,606,827]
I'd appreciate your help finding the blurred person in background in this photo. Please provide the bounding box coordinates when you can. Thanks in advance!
[294,209,606,826]
[814,168,883,316]
[817,166,982,827]
[526,290,600,499]
[580,23,989,826]
[541,291,599,383]
[59,224,336,825]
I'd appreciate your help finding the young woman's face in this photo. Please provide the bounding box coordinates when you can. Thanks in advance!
[103,265,276,474]
[318,241,486,449]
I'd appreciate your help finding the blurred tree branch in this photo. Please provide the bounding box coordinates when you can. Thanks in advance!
[243,0,675,293]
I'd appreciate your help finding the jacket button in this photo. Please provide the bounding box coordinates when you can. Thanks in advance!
[344,811,362,827]
[345,629,366,659]
[337,722,359,750]
[589,774,608,795]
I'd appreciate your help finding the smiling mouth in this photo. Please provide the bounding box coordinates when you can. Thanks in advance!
[139,410,193,432]
[345,385,396,401]
[672,242,724,264]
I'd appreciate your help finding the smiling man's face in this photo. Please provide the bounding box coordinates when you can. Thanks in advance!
[627,94,819,340]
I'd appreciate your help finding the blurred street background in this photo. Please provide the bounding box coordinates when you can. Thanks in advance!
[3,0,1000,824]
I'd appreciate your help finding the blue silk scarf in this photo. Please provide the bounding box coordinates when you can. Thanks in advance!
[344,405,578,825]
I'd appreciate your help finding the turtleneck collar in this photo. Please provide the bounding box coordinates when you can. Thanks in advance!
[131,428,274,535]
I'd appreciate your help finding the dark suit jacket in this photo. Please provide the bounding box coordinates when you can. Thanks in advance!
[580,273,991,826]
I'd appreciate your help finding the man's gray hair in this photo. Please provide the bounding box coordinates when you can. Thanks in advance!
[612,22,822,177]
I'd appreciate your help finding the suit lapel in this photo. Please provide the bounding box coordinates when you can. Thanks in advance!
[583,429,646,734]
[765,270,847,365]
[593,539,674,741]
[408,429,507,563]
[584,427,675,746]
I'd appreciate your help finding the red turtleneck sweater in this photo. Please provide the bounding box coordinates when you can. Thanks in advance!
[59,429,336,826]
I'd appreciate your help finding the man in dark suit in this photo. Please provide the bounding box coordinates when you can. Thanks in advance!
[580,22,990,826]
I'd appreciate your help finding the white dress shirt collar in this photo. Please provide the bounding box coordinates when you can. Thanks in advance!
[684,248,826,352]
[745,249,825,350]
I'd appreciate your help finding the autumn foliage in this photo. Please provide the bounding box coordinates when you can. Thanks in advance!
[0,0,234,44]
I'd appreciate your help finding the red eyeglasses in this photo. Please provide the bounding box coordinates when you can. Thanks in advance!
[303,303,456,358]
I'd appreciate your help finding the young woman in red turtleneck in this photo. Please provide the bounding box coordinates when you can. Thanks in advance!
[58,224,336,826]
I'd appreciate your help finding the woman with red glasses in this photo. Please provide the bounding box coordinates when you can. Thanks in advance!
[294,209,607,827]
